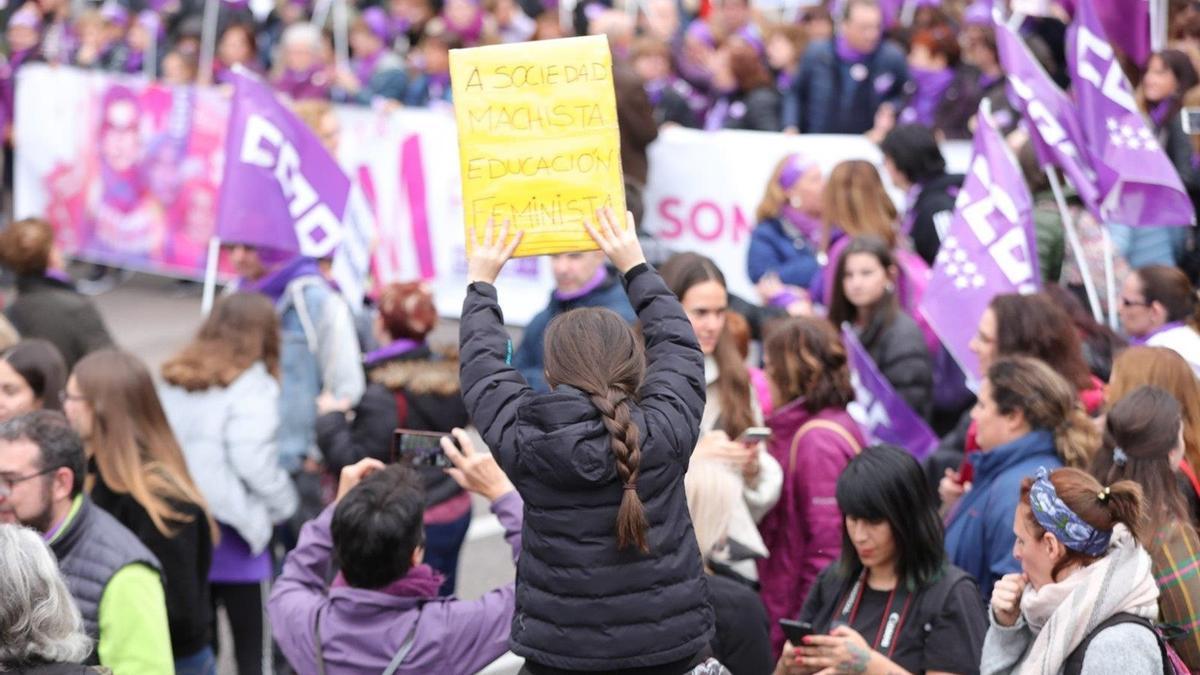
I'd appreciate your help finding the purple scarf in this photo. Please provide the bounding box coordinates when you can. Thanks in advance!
[554,265,607,302]
[1131,321,1186,346]
[332,563,446,597]
[352,49,384,86]
[250,256,324,304]
[274,66,330,101]
[900,184,923,237]
[1150,98,1175,130]
[900,66,955,127]
[835,35,869,64]
[364,338,424,366]
[780,206,824,248]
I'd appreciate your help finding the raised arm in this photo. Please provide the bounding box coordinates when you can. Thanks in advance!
[459,222,532,469]
[585,208,706,462]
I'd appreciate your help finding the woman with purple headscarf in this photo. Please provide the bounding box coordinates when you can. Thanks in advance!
[747,153,825,290]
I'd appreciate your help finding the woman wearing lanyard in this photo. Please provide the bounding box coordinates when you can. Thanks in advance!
[775,445,987,675]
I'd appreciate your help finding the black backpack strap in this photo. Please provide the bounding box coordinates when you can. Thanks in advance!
[1062,613,1170,675]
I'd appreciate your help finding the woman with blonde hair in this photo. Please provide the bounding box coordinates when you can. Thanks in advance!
[684,459,772,675]
[1107,345,1200,522]
[944,356,1099,601]
[160,293,297,675]
[62,348,219,674]
[747,153,825,289]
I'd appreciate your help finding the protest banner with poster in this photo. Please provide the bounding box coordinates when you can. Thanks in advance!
[448,35,626,257]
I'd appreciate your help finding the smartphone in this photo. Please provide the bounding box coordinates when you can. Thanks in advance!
[779,619,815,646]
[392,429,454,468]
[737,426,772,444]
[1183,107,1200,135]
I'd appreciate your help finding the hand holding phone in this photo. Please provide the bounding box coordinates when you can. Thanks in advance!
[779,619,814,647]
[392,429,456,468]
[737,426,771,445]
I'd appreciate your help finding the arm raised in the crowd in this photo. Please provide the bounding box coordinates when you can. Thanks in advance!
[228,373,297,524]
[431,429,523,672]
[96,563,174,675]
[585,208,706,463]
[268,458,388,672]
[459,221,531,469]
[316,291,367,407]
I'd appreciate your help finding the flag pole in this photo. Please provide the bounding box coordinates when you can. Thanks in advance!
[201,236,220,316]
[1151,0,1167,53]
[334,0,350,72]
[1101,225,1119,330]
[198,0,220,85]
[144,30,157,79]
[1046,165,1104,323]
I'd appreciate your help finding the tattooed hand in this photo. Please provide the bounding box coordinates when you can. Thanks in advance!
[799,625,875,675]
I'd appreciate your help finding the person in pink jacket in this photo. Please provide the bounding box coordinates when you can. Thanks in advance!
[756,317,865,657]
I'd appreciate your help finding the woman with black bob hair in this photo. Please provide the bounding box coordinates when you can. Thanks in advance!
[775,444,987,675]
[879,124,964,267]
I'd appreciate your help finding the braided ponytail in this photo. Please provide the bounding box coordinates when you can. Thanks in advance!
[544,307,651,554]
[591,387,650,552]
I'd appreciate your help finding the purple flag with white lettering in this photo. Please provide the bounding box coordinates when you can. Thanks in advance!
[995,18,1102,214]
[1068,0,1194,227]
[842,325,938,461]
[918,108,1039,382]
[216,70,350,256]
[1060,0,1151,67]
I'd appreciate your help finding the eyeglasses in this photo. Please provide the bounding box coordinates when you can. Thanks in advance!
[0,467,57,496]
[1120,297,1150,308]
[58,391,86,405]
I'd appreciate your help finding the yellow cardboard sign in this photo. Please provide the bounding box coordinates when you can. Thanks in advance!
[449,35,626,258]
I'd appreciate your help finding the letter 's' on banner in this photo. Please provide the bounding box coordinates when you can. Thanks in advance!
[449,35,627,257]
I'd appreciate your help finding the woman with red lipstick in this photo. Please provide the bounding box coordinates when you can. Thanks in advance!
[774,445,987,675]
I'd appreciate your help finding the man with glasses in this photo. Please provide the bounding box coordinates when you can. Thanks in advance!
[0,410,172,674]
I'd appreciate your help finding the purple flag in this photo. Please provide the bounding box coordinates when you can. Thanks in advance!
[1068,0,1194,227]
[216,70,350,257]
[918,108,1039,382]
[1061,0,1151,67]
[995,18,1102,214]
[842,325,938,461]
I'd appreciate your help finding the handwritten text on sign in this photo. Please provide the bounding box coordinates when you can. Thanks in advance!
[450,35,626,257]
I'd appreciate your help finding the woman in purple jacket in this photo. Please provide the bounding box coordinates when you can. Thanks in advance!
[756,317,865,657]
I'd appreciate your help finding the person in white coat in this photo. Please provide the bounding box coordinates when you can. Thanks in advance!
[159,292,298,675]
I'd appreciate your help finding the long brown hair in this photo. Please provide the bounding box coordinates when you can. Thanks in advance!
[161,293,280,391]
[74,349,217,541]
[987,356,1099,468]
[544,309,650,553]
[827,236,900,330]
[1092,386,1190,539]
[1108,346,1200,481]
[763,317,855,413]
[659,253,756,438]
[821,160,898,253]
[1019,467,1145,579]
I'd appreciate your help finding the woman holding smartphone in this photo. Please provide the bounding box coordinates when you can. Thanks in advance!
[775,445,987,675]
[661,252,782,580]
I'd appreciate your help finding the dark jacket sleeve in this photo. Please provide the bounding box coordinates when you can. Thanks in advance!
[459,282,534,470]
[628,266,706,465]
[746,221,820,287]
[513,311,550,394]
[315,382,398,475]
[911,186,956,265]
[743,87,782,132]
[74,296,115,361]
[1165,114,1200,192]
[875,316,933,421]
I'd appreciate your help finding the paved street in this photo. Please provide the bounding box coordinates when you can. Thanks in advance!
[48,271,522,674]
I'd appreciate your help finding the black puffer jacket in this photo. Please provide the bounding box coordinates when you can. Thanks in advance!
[459,265,715,672]
[909,172,964,266]
[859,309,933,421]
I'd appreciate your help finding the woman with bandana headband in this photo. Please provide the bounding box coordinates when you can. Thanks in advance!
[982,466,1174,675]
[1090,386,1200,671]
[747,153,824,292]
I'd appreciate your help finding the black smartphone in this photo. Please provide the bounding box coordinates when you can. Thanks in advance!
[779,619,815,646]
[392,429,454,468]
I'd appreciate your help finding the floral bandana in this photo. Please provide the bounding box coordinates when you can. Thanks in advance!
[1029,466,1111,557]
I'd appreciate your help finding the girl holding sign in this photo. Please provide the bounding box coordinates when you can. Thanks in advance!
[459,210,717,672]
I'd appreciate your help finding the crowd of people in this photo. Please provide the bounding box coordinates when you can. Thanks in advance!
[3,0,1200,674]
